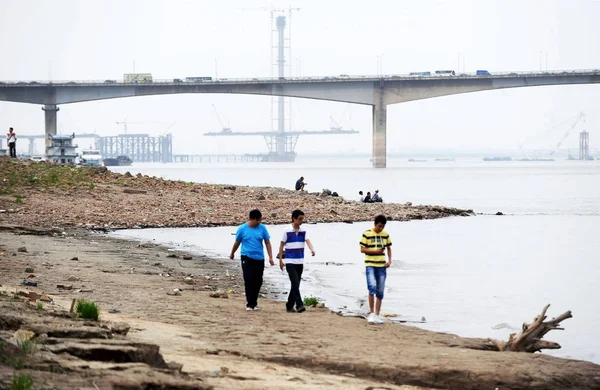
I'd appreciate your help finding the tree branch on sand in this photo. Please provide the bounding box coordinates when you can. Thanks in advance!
[495,304,572,353]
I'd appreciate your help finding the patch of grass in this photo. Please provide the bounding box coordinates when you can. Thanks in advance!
[16,340,37,355]
[12,372,33,390]
[303,296,322,307]
[76,299,99,321]
[48,172,59,184]
[88,182,95,190]
[36,302,44,311]
[14,195,23,204]
[26,176,39,185]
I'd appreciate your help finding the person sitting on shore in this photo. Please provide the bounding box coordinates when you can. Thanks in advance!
[363,192,372,203]
[371,190,383,203]
[359,191,365,202]
[295,176,306,191]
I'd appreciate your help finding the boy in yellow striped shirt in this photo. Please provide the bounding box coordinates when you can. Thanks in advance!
[359,215,392,324]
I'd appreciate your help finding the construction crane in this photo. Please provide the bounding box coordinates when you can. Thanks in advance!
[549,111,585,156]
[115,120,168,135]
[329,105,353,131]
[212,105,231,133]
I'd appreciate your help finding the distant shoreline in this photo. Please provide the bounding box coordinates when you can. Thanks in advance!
[0,157,473,231]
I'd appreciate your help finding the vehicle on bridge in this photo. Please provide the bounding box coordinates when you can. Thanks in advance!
[185,76,212,82]
[409,72,432,77]
[124,73,153,83]
[476,70,491,76]
[435,70,456,76]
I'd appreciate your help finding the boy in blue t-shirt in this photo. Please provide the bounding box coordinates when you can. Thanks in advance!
[230,209,274,310]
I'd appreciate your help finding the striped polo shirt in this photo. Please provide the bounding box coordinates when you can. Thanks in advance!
[360,228,392,267]
[281,226,307,265]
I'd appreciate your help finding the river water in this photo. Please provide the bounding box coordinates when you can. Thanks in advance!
[109,157,600,363]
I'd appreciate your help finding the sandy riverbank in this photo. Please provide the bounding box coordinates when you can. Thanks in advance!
[1,228,599,390]
[0,158,472,230]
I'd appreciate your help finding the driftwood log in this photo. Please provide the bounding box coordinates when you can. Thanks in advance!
[496,304,572,352]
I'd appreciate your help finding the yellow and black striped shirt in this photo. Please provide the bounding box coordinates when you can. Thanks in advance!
[360,229,392,267]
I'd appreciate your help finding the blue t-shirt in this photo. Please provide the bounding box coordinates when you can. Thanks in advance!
[235,222,271,260]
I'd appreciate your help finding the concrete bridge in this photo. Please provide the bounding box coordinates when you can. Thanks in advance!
[1,69,599,167]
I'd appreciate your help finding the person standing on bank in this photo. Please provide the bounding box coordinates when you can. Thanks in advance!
[359,215,392,324]
[278,209,315,313]
[7,127,17,158]
[230,209,274,311]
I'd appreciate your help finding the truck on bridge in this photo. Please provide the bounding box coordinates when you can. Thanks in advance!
[124,73,153,83]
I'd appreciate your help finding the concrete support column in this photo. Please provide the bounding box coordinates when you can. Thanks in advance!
[28,137,36,156]
[42,104,59,155]
[372,103,387,168]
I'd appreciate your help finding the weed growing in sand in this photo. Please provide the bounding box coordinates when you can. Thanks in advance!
[26,176,39,185]
[36,302,44,311]
[76,300,99,321]
[16,340,37,355]
[12,372,33,390]
[14,195,23,204]
[303,296,322,307]
[88,182,95,190]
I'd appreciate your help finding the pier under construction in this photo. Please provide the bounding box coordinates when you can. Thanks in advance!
[26,133,173,163]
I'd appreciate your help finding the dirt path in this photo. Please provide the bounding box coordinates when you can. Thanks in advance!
[1,230,599,389]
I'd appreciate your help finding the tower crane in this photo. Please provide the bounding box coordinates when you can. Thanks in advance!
[549,111,585,156]
[212,105,231,133]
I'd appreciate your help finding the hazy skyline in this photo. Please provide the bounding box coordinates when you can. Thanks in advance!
[1,0,599,155]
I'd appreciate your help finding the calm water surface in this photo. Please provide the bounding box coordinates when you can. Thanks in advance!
[110,157,600,363]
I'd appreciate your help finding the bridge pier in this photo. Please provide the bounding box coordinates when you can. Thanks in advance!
[42,104,59,155]
[372,103,387,168]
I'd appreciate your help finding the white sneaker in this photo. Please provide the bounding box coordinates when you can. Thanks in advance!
[373,315,384,324]
[367,313,376,324]
[253,306,260,311]
[246,307,253,311]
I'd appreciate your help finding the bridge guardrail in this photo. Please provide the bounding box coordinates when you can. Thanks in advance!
[0,69,598,86]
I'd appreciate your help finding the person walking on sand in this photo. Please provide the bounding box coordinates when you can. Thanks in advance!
[359,215,392,324]
[278,209,315,313]
[7,127,17,158]
[295,176,306,191]
[230,209,274,311]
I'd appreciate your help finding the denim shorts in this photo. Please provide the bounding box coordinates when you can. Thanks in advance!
[365,266,387,299]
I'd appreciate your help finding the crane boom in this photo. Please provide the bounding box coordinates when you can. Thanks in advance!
[549,111,585,156]
[212,105,231,133]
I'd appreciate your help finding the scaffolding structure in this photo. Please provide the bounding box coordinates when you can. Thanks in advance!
[99,133,172,163]
[579,129,590,160]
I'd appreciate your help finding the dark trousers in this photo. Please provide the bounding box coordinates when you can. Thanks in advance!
[8,142,16,158]
[241,256,264,308]
[286,263,304,309]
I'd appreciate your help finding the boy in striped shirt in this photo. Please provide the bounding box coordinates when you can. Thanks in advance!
[279,209,316,313]
[359,215,392,324]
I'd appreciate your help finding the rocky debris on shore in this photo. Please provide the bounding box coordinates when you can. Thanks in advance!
[0,157,473,230]
[0,294,210,389]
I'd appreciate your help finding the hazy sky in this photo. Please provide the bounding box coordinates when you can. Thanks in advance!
[1,0,599,155]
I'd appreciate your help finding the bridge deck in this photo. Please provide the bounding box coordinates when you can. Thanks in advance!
[1,69,598,86]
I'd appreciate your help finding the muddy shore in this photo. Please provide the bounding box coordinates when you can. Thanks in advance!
[1,228,600,389]
[1,158,600,389]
